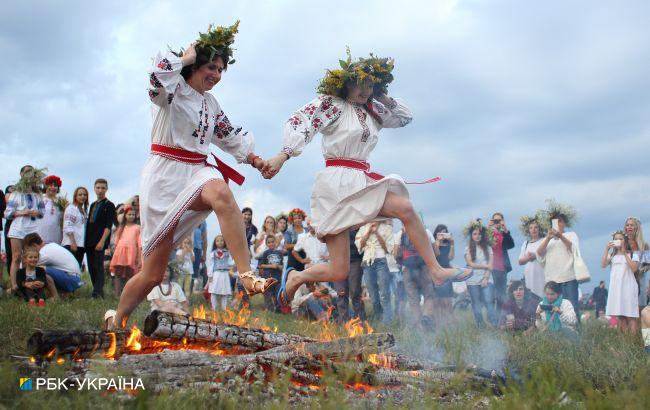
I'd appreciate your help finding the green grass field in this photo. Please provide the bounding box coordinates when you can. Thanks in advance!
[0,274,648,409]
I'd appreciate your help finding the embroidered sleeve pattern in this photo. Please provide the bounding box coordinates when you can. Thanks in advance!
[282,96,343,157]
[372,97,413,129]
[148,52,184,107]
[211,106,255,164]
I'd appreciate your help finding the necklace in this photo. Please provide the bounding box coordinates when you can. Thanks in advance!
[158,283,171,296]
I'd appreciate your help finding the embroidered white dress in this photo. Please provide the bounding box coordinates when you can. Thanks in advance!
[37,197,62,244]
[605,254,640,318]
[142,52,254,255]
[282,96,413,238]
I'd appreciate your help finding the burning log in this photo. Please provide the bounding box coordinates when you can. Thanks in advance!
[27,329,130,358]
[143,310,317,349]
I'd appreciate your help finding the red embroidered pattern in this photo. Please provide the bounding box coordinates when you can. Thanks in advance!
[353,106,371,142]
[149,73,162,88]
[192,99,209,144]
[157,58,173,71]
[214,110,235,139]
[148,90,160,100]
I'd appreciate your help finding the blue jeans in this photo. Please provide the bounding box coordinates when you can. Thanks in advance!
[560,279,580,320]
[46,267,83,293]
[467,284,498,326]
[363,258,393,324]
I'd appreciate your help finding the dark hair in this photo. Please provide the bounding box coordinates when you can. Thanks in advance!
[492,212,504,220]
[508,280,525,297]
[180,54,228,81]
[544,281,562,294]
[94,178,108,187]
[20,164,34,174]
[23,233,43,247]
[433,224,448,236]
[469,227,490,263]
[265,235,276,244]
[5,185,14,195]
[241,207,253,215]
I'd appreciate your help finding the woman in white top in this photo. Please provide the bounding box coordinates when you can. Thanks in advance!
[108,23,274,329]
[535,281,577,334]
[254,215,284,258]
[4,165,45,293]
[146,267,189,315]
[518,218,546,299]
[37,175,63,244]
[62,187,89,267]
[602,231,640,334]
[624,217,649,308]
[536,213,581,318]
[263,51,471,305]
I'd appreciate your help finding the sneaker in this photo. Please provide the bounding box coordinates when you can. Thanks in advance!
[38,299,45,307]
[28,299,36,306]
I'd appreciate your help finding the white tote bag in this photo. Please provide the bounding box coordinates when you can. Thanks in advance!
[573,244,591,283]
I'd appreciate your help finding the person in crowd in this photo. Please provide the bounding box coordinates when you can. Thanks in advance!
[396,225,436,328]
[592,281,608,319]
[500,280,540,332]
[518,216,546,299]
[333,228,366,322]
[488,212,515,311]
[255,215,283,257]
[206,235,234,311]
[62,187,89,267]
[146,265,189,316]
[16,246,47,306]
[0,187,6,287]
[432,224,455,323]
[3,186,16,282]
[623,217,649,309]
[276,214,288,236]
[283,208,307,291]
[192,220,208,293]
[356,221,394,324]
[242,207,258,248]
[176,237,195,294]
[37,175,63,245]
[602,231,639,334]
[258,235,284,312]
[5,166,45,294]
[385,221,403,321]
[24,232,83,295]
[127,195,141,224]
[536,210,581,318]
[642,306,650,353]
[293,218,329,268]
[464,220,499,327]
[109,206,141,297]
[291,279,337,321]
[85,178,116,298]
[535,281,578,334]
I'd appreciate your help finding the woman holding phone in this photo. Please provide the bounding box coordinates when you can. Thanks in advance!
[535,281,577,333]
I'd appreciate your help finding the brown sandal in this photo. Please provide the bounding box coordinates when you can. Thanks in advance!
[239,271,277,295]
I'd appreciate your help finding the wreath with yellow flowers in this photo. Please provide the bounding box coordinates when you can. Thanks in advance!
[175,21,239,67]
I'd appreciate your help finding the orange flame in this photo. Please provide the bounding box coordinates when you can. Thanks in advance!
[367,353,393,368]
[126,326,142,351]
[344,318,373,337]
[56,358,65,365]
[45,348,56,359]
[104,332,116,359]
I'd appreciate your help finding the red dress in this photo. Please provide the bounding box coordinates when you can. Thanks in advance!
[110,224,142,276]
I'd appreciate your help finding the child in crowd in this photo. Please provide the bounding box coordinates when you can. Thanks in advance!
[464,221,498,327]
[146,265,189,315]
[17,247,46,306]
[257,235,284,312]
[602,231,640,334]
[176,237,195,294]
[206,235,234,311]
[109,206,141,297]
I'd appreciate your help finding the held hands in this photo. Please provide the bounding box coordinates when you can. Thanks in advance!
[261,153,288,179]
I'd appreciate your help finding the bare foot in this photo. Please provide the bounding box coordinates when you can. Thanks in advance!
[283,271,303,302]
[431,267,472,286]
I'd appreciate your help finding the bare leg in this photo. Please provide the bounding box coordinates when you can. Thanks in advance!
[284,230,351,300]
[112,231,174,328]
[9,238,22,291]
[377,192,467,284]
[627,316,639,334]
[45,274,59,299]
[189,180,273,293]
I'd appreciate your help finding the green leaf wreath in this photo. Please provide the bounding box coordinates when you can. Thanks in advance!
[13,167,47,193]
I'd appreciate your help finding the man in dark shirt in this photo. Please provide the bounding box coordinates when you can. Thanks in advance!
[333,228,366,322]
[258,235,283,312]
[85,179,116,298]
[592,281,608,318]
[242,207,258,248]
[489,212,515,311]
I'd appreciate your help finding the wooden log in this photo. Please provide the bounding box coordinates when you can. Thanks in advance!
[143,310,317,349]
[27,329,130,358]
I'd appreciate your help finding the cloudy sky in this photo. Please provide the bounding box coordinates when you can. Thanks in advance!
[2,1,649,290]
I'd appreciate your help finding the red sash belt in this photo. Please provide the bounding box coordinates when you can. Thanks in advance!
[151,143,245,186]
[324,158,441,185]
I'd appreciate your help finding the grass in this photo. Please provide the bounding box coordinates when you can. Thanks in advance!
[0,273,649,409]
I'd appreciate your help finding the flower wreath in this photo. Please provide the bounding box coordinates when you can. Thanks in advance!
[462,219,495,246]
[14,167,47,193]
[43,175,62,188]
[538,199,578,228]
[287,208,306,224]
[317,47,395,98]
[176,21,239,67]
[519,214,548,238]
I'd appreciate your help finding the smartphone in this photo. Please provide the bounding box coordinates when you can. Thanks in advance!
[551,219,559,231]
[610,239,622,247]
[442,233,452,239]
[540,304,554,312]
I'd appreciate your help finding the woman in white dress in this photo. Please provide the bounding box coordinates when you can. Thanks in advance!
[263,51,471,305]
[61,187,89,267]
[624,217,649,308]
[108,22,274,328]
[37,175,63,244]
[602,231,640,334]
[517,217,546,299]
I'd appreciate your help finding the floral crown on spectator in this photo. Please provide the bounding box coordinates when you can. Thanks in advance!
[611,230,626,239]
[538,199,578,228]
[275,212,288,221]
[463,219,495,246]
[287,208,306,223]
[317,47,395,97]
[14,167,47,193]
[519,214,548,238]
[43,175,62,188]
[176,21,239,67]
